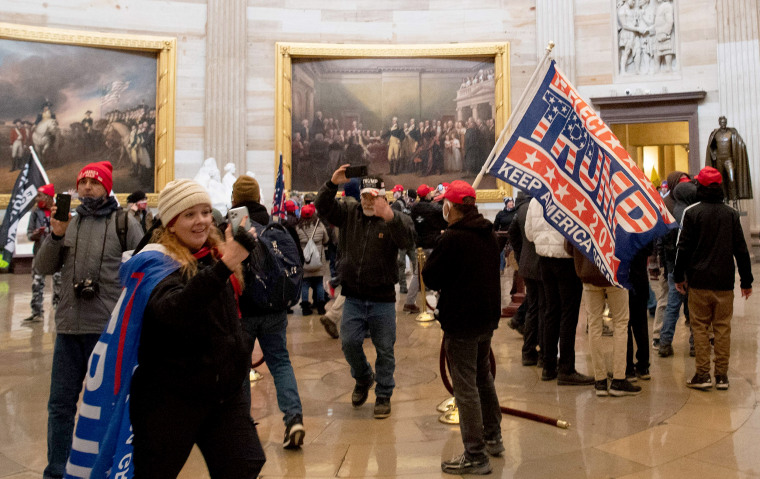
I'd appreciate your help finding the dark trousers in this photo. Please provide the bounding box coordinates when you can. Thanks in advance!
[44,333,101,479]
[539,257,582,374]
[522,277,543,360]
[627,285,650,374]
[130,381,265,478]
[444,332,502,462]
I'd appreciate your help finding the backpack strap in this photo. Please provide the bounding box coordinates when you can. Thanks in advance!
[115,208,129,252]
[308,219,320,241]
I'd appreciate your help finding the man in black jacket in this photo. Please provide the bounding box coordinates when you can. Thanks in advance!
[508,191,543,366]
[316,166,413,419]
[232,175,306,449]
[674,166,753,390]
[422,181,502,475]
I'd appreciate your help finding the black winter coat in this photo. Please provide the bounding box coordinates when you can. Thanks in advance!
[316,180,413,302]
[508,194,541,280]
[134,254,252,402]
[410,199,447,249]
[674,184,754,291]
[422,210,501,337]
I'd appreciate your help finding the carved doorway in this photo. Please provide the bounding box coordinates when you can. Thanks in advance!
[590,91,706,176]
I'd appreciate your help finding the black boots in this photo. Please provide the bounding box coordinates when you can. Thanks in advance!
[300,301,312,316]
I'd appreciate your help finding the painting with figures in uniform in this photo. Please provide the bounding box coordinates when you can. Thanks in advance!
[0,39,156,194]
[0,23,177,207]
[276,43,512,199]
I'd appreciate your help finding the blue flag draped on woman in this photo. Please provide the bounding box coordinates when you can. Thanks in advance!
[65,246,179,479]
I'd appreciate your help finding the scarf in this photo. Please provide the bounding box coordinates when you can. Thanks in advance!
[76,195,120,218]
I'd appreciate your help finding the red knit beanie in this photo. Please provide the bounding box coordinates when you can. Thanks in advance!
[77,161,113,193]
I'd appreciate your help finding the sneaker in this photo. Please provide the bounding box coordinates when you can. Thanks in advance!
[441,454,492,475]
[373,397,391,419]
[652,338,660,349]
[23,314,43,322]
[541,368,558,381]
[715,375,730,390]
[595,379,609,396]
[686,373,712,390]
[636,368,651,380]
[319,316,339,339]
[557,370,595,386]
[283,418,305,449]
[484,437,505,456]
[352,373,374,407]
[658,344,674,357]
[609,378,642,396]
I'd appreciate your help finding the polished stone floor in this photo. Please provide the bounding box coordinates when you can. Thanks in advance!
[2,265,760,478]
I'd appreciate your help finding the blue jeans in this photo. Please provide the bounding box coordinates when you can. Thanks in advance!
[301,276,326,304]
[45,333,101,479]
[244,311,302,425]
[341,297,397,398]
[660,271,689,346]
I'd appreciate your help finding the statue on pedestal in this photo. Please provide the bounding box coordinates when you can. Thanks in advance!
[705,116,753,207]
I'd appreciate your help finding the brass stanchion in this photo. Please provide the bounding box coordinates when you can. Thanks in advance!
[415,247,435,322]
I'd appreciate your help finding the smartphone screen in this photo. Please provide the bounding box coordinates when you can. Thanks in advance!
[53,193,71,222]
[345,165,368,178]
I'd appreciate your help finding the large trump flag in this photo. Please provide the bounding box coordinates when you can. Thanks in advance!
[488,60,675,288]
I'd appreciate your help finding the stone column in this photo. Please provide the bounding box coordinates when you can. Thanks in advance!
[535,0,576,82]
[716,0,760,243]
[205,0,247,173]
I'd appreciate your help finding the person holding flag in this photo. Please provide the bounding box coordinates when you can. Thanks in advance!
[25,183,61,322]
[0,146,50,270]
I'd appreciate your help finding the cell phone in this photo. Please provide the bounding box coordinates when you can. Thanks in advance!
[54,193,71,222]
[345,165,368,178]
[228,206,251,234]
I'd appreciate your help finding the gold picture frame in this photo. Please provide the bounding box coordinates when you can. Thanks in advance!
[0,22,177,208]
[275,42,511,202]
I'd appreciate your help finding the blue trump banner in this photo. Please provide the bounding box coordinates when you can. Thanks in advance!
[65,246,178,479]
[488,60,675,288]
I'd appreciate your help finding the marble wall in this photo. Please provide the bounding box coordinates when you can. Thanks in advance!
[2,0,759,237]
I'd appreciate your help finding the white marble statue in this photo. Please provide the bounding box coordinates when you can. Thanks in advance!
[193,157,230,214]
[222,162,237,204]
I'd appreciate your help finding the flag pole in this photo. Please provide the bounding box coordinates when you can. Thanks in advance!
[472,41,556,189]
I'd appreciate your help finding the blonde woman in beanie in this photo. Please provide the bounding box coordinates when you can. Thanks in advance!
[129,179,266,477]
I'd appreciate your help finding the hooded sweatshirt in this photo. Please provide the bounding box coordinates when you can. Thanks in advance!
[422,209,501,337]
[662,180,698,266]
[674,184,753,291]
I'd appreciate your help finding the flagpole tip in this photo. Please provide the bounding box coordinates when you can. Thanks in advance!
[546,41,555,52]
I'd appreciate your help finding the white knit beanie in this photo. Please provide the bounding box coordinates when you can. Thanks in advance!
[158,179,211,226]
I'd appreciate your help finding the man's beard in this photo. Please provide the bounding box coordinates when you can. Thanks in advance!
[362,208,375,217]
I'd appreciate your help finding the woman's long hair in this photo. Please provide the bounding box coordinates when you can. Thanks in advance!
[150,224,243,284]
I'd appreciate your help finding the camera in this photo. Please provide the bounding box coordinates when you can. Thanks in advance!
[73,278,99,300]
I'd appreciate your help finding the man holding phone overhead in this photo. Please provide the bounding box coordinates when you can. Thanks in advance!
[34,161,142,479]
[315,164,414,419]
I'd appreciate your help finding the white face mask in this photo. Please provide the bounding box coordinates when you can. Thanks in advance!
[442,199,452,222]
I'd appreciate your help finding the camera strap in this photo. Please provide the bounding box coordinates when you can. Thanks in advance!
[72,215,110,285]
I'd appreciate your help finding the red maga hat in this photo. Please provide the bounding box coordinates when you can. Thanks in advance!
[301,203,316,218]
[416,184,433,198]
[392,184,404,193]
[38,183,55,197]
[696,166,722,186]
[77,161,113,193]
[441,180,476,204]
[285,200,297,213]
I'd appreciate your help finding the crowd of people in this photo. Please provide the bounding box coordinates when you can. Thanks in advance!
[24,156,753,477]
[291,112,496,189]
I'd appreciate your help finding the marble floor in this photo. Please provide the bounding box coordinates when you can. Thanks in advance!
[2,266,760,478]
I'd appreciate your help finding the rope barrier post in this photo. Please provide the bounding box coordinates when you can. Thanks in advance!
[415,247,435,322]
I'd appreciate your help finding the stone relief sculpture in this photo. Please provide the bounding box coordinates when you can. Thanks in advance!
[617,0,676,76]
[193,157,231,214]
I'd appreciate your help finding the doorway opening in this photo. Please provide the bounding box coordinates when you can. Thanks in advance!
[610,121,690,186]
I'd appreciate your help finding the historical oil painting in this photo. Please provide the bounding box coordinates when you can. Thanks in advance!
[0,38,157,194]
[289,56,500,192]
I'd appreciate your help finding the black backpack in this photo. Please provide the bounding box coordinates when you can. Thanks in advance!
[242,221,303,313]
